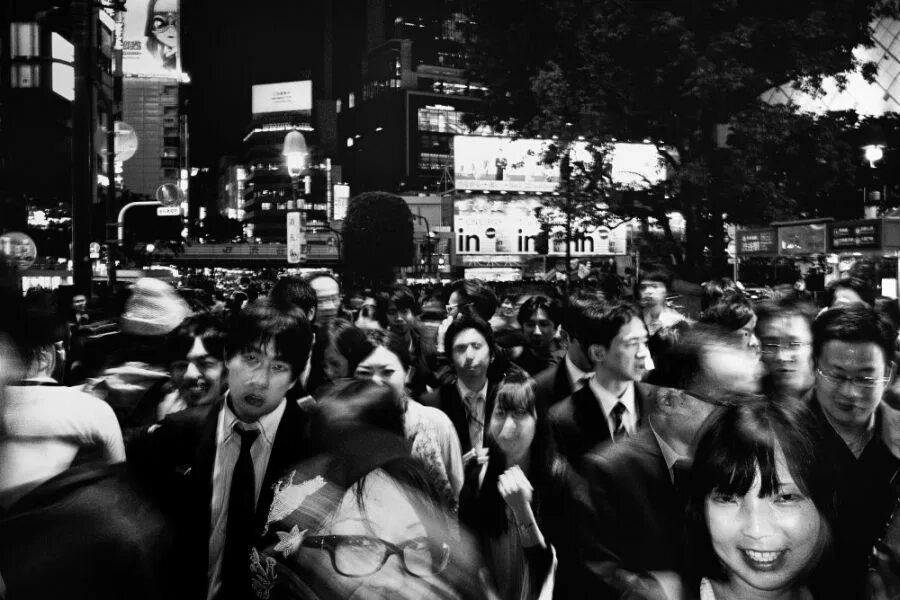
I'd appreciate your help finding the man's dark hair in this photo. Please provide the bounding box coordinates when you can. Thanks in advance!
[448,278,498,321]
[390,285,421,316]
[517,295,563,328]
[444,312,496,361]
[224,298,313,378]
[812,304,896,366]
[20,295,70,369]
[701,278,738,312]
[638,268,673,291]
[698,291,755,332]
[823,276,875,308]
[270,276,317,317]
[166,313,227,365]
[578,302,644,349]
[646,324,729,390]
[563,289,606,339]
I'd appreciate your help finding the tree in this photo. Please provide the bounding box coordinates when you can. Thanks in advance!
[342,192,415,287]
[464,0,900,278]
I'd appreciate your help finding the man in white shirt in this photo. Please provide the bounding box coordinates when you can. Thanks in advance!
[129,299,316,600]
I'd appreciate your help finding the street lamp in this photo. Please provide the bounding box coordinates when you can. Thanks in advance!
[864,144,884,168]
[862,144,887,218]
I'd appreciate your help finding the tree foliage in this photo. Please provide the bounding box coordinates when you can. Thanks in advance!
[342,192,415,286]
[463,0,900,277]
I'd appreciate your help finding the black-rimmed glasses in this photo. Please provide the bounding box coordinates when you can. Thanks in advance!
[303,535,451,578]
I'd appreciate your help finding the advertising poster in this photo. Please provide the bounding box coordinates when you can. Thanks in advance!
[828,220,882,251]
[251,81,313,115]
[453,197,627,257]
[777,224,828,256]
[121,0,182,78]
[454,137,560,193]
[736,228,777,255]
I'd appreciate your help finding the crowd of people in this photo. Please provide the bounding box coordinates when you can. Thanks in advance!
[2,264,900,600]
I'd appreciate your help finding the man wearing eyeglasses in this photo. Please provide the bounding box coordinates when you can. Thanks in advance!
[808,305,900,600]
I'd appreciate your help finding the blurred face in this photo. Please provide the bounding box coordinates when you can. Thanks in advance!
[594,316,649,382]
[815,341,889,434]
[72,295,87,312]
[387,303,415,337]
[759,315,814,396]
[226,340,296,423]
[324,341,350,381]
[292,470,456,599]
[450,328,491,382]
[700,345,762,396]
[354,345,408,397]
[522,308,556,351]
[489,403,536,467]
[735,314,759,352]
[312,277,341,324]
[171,337,224,406]
[446,291,465,319]
[638,280,666,308]
[706,451,823,598]
[831,287,866,309]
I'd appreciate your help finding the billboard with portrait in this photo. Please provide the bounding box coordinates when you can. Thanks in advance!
[453,136,666,193]
[120,0,182,78]
[252,81,313,115]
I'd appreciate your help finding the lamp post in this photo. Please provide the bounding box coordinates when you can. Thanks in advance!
[283,130,308,263]
[862,144,887,218]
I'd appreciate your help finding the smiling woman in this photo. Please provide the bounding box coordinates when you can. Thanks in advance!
[685,398,837,600]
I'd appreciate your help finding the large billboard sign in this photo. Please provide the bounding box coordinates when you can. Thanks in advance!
[777,223,828,256]
[736,228,777,256]
[453,196,627,257]
[252,81,313,115]
[453,136,666,193]
[120,0,182,78]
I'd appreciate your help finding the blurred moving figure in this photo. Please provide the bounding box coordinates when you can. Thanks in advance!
[513,295,564,376]
[686,398,836,600]
[0,280,174,600]
[638,268,688,337]
[754,297,817,402]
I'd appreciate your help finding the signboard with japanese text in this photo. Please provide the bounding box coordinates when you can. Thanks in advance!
[777,224,828,256]
[120,0,182,79]
[286,212,306,264]
[252,81,313,115]
[736,228,777,255]
[828,219,882,251]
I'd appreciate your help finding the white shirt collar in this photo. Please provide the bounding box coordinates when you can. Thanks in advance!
[649,420,689,483]
[218,391,287,446]
[589,377,637,437]
[565,355,589,387]
[457,378,488,403]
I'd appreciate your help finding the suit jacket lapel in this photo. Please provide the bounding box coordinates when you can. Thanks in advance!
[444,385,472,452]
[192,404,220,545]
[573,385,610,446]
[553,361,572,401]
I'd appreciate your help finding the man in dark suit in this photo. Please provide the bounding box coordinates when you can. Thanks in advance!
[533,289,604,407]
[549,302,659,469]
[421,313,502,464]
[582,327,762,599]
[129,299,316,600]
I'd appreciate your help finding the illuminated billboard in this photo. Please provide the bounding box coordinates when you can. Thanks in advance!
[51,33,74,101]
[454,136,666,193]
[252,81,313,115]
[454,196,628,257]
[120,0,182,78]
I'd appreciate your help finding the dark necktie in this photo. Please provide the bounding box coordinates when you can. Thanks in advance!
[611,401,628,441]
[221,424,260,600]
[672,459,692,505]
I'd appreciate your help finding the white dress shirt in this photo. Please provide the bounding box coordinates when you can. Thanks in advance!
[206,394,286,600]
[457,379,489,451]
[588,377,637,439]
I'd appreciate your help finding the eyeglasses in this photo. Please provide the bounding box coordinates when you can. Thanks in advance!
[151,12,177,32]
[303,535,450,578]
[815,367,892,390]
[760,341,811,355]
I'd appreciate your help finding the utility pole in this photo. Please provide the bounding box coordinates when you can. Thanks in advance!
[71,0,97,297]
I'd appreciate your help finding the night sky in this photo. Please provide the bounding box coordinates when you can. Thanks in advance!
[181,0,318,168]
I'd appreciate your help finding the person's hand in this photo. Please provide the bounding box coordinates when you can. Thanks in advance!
[497,466,533,520]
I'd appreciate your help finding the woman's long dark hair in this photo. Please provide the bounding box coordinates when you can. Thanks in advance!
[469,368,564,536]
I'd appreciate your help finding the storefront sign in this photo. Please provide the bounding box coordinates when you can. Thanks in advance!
[829,219,882,251]
[777,224,827,256]
[736,228,777,255]
[286,212,306,264]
